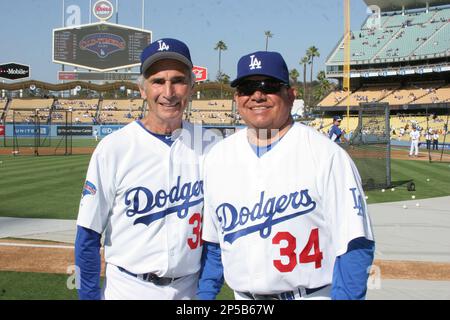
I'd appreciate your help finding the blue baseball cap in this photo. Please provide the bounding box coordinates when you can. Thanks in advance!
[230,51,289,87]
[140,38,193,76]
[333,116,342,121]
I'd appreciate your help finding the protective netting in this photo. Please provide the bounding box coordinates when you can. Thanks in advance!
[343,103,391,190]
[2,109,73,156]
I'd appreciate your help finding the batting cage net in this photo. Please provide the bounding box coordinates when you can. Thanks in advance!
[2,109,73,156]
[342,102,391,190]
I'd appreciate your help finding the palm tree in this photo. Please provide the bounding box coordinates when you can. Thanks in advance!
[264,31,273,51]
[306,46,320,106]
[314,71,332,102]
[289,68,299,84]
[214,41,228,98]
[300,55,309,102]
[289,69,300,98]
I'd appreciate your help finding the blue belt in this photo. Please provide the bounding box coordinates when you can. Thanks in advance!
[239,285,330,300]
[117,266,181,286]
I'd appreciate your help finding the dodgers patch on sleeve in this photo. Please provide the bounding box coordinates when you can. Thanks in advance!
[82,180,97,198]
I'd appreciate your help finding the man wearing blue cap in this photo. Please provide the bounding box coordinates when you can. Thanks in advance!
[75,38,207,299]
[329,115,347,143]
[198,51,375,300]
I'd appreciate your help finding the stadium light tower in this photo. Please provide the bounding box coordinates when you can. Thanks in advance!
[343,0,351,131]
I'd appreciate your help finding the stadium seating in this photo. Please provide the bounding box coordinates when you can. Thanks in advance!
[320,83,450,107]
[336,86,397,106]
[186,110,234,125]
[102,99,144,111]
[328,7,450,63]
[10,99,54,110]
[191,99,233,111]
[414,22,450,56]
[317,91,348,107]
[55,99,99,111]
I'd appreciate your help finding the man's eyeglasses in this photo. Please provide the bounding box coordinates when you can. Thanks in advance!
[236,80,289,96]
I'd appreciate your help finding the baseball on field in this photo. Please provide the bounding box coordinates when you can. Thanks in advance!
[365,196,368,200]
[391,188,395,191]
[416,203,420,207]
[411,195,416,199]
[402,204,407,209]
[381,189,385,192]
[426,178,430,182]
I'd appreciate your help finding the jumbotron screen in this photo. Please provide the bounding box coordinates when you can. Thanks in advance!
[53,22,152,71]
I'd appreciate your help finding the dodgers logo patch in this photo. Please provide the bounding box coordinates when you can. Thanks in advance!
[80,33,126,58]
[82,181,97,198]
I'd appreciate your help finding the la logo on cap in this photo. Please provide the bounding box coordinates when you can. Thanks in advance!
[249,55,262,70]
[157,40,170,51]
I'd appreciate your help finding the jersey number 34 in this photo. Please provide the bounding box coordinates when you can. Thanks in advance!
[272,228,323,272]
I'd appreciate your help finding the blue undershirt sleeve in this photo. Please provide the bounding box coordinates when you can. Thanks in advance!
[74,225,102,300]
[328,127,334,139]
[196,241,224,300]
[331,237,375,300]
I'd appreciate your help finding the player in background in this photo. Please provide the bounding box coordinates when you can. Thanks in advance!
[197,51,375,300]
[409,125,420,157]
[75,38,208,300]
[93,128,99,142]
[328,115,347,143]
[432,130,439,150]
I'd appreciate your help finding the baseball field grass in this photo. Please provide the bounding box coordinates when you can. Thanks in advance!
[0,154,448,300]
[366,159,450,203]
[1,137,99,149]
[0,154,90,219]
[0,271,234,300]
[0,155,449,219]
[0,271,78,300]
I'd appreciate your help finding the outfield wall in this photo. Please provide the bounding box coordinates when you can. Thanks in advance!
[3,124,124,138]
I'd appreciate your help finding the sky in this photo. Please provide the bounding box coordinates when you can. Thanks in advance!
[0,0,371,84]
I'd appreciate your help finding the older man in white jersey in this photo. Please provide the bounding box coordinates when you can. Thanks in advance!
[197,51,375,300]
[75,38,210,300]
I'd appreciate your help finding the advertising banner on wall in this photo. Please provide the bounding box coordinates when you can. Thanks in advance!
[14,125,49,137]
[100,125,123,137]
[57,126,93,136]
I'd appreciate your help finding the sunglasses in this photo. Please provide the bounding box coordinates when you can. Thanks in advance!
[236,80,289,96]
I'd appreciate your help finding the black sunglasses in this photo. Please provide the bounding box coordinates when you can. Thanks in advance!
[236,80,289,96]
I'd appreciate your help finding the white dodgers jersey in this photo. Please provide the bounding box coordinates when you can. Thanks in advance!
[202,122,374,294]
[77,121,207,278]
[410,130,420,141]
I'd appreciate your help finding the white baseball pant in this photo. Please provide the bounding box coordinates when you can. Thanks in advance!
[102,264,198,300]
[409,140,419,156]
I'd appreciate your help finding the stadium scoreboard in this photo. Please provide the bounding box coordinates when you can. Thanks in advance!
[53,22,152,72]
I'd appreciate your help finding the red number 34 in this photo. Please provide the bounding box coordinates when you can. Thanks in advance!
[272,228,323,272]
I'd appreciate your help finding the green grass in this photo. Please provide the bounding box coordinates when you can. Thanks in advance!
[0,156,447,300]
[0,155,90,219]
[0,271,234,300]
[365,159,450,203]
[0,155,449,220]
[0,271,78,300]
[1,137,99,149]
